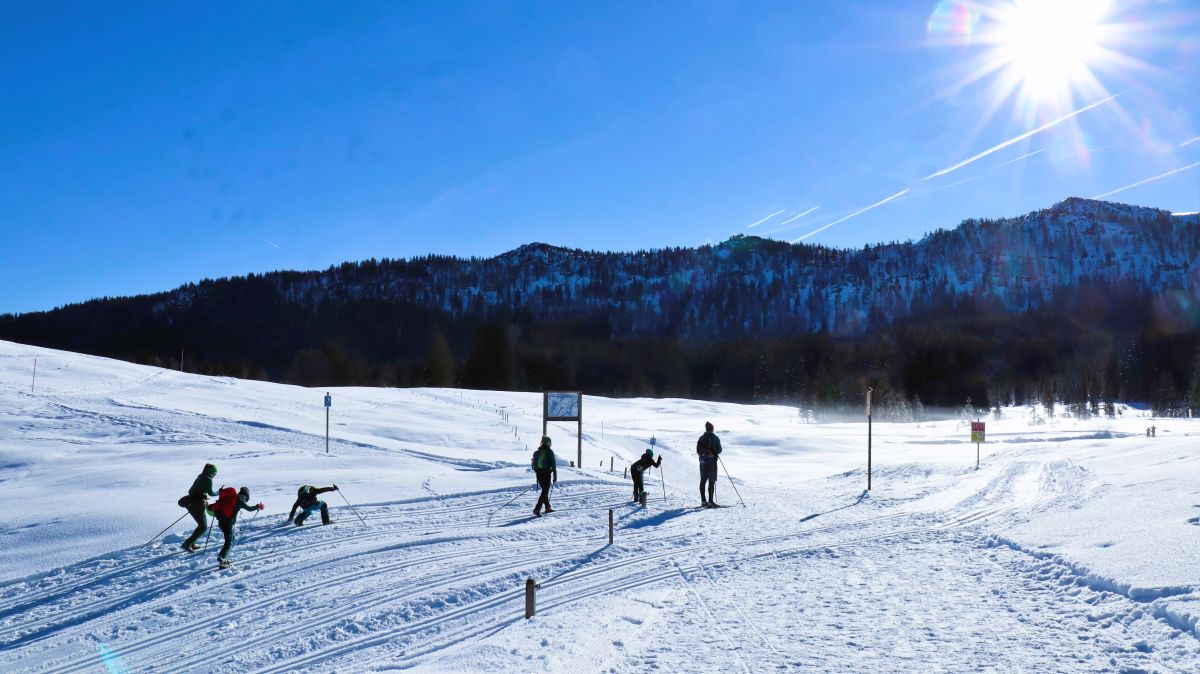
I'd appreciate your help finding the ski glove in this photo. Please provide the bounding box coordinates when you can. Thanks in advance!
[256,503,264,510]
[333,484,339,491]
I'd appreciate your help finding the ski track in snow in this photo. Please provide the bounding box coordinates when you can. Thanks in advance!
[2,343,1200,672]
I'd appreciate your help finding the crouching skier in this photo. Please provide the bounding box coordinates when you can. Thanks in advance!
[630,449,662,502]
[209,486,263,569]
[178,463,218,552]
[289,485,338,526]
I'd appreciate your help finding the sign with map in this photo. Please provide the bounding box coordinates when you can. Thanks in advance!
[545,391,581,420]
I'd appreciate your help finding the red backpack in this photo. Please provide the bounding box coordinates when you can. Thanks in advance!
[210,487,239,518]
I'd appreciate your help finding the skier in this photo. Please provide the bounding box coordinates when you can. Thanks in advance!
[696,421,722,507]
[178,463,218,552]
[531,436,557,517]
[630,448,662,502]
[288,484,338,526]
[209,486,264,568]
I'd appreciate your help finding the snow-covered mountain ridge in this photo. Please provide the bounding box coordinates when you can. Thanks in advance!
[3,197,1195,342]
[267,196,1195,335]
[155,197,1199,338]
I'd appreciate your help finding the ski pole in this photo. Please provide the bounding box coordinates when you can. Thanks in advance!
[337,489,368,527]
[239,509,260,537]
[202,513,215,551]
[138,512,189,550]
[487,483,535,526]
[660,463,667,502]
[717,455,746,508]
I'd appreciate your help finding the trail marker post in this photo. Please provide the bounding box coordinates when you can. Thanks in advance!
[324,392,332,454]
[608,508,614,544]
[525,578,537,619]
[971,421,986,469]
[31,357,37,393]
[866,387,873,491]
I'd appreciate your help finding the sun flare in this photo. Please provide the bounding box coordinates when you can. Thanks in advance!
[929,0,1131,117]
[987,0,1112,108]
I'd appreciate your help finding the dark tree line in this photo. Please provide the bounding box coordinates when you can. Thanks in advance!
[3,198,1199,416]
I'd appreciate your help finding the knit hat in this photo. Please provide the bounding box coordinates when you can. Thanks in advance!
[541,436,552,446]
[204,463,217,477]
[705,421,714,432]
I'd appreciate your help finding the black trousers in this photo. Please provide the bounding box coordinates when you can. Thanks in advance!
[534,469,553,512]
[699,459,718,502]
[216,516,236,560]
[183,499,208,546]
[632,469,645,500]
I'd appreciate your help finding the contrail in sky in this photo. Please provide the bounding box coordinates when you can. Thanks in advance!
[262,238,281,249]
[1182,137,1200,147]
[746,209,785,228]
[992,148,1045,169]
[791,189,909,243]
[777,206,820,225]
[924,94,1119,180]
[1093,162,1200,199]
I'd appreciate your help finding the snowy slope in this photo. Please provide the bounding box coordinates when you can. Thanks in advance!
[2,340,1199,672]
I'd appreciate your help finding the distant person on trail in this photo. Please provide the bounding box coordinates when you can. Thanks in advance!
[289,485,338,526]
[209,486,263,568]
[696,422,722,507]
[630,449,662,502]
[531,436,558,517]
[179,463,218,552]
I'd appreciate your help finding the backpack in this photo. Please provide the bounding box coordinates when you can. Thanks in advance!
[211,487,239,518]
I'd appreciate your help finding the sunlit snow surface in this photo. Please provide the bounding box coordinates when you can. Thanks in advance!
[1,340,1198,672]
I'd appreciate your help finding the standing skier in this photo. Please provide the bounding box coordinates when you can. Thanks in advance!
[531,436,557,517]
[178,463,218,552]
[696,421,722,507]
[289,485,338,526]
[209,486,264,568]
[630,448,662,502]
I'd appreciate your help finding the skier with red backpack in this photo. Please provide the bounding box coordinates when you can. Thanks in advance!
[209,486,264,568]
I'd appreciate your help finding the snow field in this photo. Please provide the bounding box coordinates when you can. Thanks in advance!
[2,340,1199,672]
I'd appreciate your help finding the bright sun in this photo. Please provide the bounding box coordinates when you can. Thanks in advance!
[982,0,1114,110]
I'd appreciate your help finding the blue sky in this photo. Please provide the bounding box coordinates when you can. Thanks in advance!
[1,1,1198,314]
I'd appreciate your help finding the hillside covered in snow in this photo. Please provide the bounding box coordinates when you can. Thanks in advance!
[3,340,1200,672]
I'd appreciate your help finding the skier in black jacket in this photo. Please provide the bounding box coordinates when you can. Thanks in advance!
[630,449,662,502]
[531,436,557,516]
[178,463,218,552]
[696,421,722,507]
[289,484,338,526]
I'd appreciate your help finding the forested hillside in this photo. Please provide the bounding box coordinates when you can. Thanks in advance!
[4,198,1199,415]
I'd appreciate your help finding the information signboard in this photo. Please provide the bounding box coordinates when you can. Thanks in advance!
[971,421,985,443]
[545,392,581,420]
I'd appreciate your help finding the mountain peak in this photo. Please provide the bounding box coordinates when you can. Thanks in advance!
[1045,197,1170,220]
